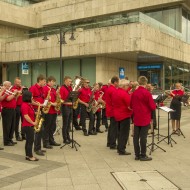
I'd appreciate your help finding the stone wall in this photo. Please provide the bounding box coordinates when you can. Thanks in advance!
[96,56,137,83]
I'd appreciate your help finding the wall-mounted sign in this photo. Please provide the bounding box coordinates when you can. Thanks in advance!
[22,62,29,75]
[119,67,125,79]
[137,64,162,70]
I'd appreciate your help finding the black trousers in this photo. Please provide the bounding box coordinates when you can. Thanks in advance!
[44,113,57,145]
[2,108,16,144]
[22,127,34,157]
[95,111,101,130]
[107,117,118,148]
[73,104,80,127]
[133,125,149,157]
[61,105,72,141]
[80,104,95,133]
[102,108,108,128]
[15,105,25,138]
[117,118,130,153]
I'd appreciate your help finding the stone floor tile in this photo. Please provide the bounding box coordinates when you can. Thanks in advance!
[74,184,101,190]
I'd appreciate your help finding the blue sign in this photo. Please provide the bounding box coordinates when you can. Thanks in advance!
[119,67,125,79]
[22,62,29,75]
[137,64,162,70]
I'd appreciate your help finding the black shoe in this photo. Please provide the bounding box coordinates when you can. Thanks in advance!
[50,142,61,146]
[16,136,23,141]
[88,131,97,135]
[140,156,152,161]
[110,146,117,150]
[44,145,53,149]
[4,142,14,146]
[10,140,17,145]
[35,150,45,156]
[135,156,140,160]
[75,126,82,130]
[22,136,26,140]
[96,129,104,133]
[63,140,71,144]
[83,131,89,136]
[118,151,131,155]
[0,147,4,150]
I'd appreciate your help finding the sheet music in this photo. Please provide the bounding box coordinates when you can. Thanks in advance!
[43,99,48,106]
[159,106,175,112]
[152,95,159,100]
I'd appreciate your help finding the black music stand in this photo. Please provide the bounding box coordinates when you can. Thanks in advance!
[153,94,168,141]
[60,91,81,151]
[157,106,177,147]
[147,95,166,155]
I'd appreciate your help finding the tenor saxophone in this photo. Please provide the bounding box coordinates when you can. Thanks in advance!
[34,103,44,133]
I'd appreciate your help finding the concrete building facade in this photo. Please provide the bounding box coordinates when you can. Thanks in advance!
[0,0,190,89]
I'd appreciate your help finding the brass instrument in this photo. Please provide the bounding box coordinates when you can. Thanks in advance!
[86,87,96,112]
[92,91,104,114]
[42,87,51,114]
[55,87,64,112]
[72,76,84,109]
[34,103,44,133]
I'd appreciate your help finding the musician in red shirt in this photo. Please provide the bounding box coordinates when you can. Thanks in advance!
[170,83,184,133]
[93,83,104,133]
[105,76,119,149]
[130,76,156,161]
[60,76,73,144]
[21,91,38,161]
[29,74,46,156]
[113,79,132,155]
[43,76,60,148]
[1,81,18,146]
[12,77,24,141]
[78,79,95,136]
[101,81,110,131]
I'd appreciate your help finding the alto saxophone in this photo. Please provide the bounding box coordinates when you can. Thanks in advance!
[34,103,44,133]
[42,87,51,114]
[55,87,64,112]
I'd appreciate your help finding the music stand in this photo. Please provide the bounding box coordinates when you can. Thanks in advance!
[146,95,166,155]
[157,106,177,147]
[153,94,168,141]
[60,91,81,151]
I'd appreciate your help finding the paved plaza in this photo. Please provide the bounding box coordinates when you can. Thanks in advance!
[0,108,190,190]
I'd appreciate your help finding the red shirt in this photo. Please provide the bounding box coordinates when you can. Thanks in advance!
[43,85,57,114]
[21,102,35,127]
[29,83,44,110]
[105,85,117,117]
[1,90,17,109]
[78,87,92,103]
[101,85,108,101]
[12,85,22,106]
[130,86,156,126]
[171,89,184,98]
[113,88,132,121]
[60,85,72,102]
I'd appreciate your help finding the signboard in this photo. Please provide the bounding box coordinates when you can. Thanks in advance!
[119,67,125,79]
[22,62,29,75]
[137,64,162,70]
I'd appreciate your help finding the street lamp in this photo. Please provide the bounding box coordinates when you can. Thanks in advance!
[42,27,76,85]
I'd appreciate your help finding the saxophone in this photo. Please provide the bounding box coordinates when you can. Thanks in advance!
[92,91,104,114]
[55,87,64,112]
[86,87,96,112]
[42,87,51,114]
[34,103,44,133]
